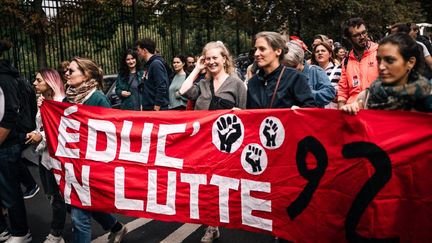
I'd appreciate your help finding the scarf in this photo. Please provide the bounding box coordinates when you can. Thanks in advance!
[66,79,98,104]
[366,75,432,111]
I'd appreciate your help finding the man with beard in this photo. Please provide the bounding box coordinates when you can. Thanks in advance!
[337,18,379,108]
[186,55,195,73]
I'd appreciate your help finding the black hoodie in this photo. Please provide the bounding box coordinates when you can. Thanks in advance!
[141,55,169,110]
[0,59,20,147]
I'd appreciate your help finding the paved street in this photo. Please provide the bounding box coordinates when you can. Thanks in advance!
[23,163,275,243]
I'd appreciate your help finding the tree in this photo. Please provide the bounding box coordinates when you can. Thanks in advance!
[1,0,49,68]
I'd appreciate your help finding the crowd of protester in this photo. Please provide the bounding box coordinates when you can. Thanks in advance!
[0,17,431,243]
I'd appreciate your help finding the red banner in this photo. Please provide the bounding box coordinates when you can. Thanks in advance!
[41,100,432,242]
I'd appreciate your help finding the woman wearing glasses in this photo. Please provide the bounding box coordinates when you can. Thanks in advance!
[63,57,127,243]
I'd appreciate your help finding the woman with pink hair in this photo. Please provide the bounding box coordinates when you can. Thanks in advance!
[25,68,67,243]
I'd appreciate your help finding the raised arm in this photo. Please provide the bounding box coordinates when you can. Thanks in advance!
[178,56,206,95]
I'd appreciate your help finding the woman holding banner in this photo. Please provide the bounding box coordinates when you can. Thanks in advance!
[25,68,67,243]
[178,41,246,111]
[341,33,432,114]
[178,41,247,242]
[247,31,316,109]
[63,57,127,243]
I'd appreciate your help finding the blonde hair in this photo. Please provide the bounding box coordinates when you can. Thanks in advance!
[201,41,235,76]
[71,57,104,89]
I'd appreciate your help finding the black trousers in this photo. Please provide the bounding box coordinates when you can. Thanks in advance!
[0,144,29,236]
[39,163,67,236]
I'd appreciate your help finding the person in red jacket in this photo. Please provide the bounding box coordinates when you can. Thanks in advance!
[337,18,379,108]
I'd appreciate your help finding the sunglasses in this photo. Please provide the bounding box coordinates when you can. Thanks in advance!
[65,68,75,74]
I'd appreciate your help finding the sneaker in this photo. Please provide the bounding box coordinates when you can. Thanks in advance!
[107,223,127,243]
[43,234,65,243]
[201,226,220,243]
[0,229,11,241]
[5,232,32,243]
[23,184,40,199]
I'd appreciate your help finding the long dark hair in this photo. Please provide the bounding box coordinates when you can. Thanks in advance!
[118,49,141,77]
[379,33,425,81]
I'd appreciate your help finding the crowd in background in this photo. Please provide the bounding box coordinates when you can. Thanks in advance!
[0,16,431,243]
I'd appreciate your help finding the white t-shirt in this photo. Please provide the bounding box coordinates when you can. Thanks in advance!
[417,41,431,57]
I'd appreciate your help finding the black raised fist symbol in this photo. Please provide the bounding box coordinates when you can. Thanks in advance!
[263,119,278,147]
[245,145,263,172]
[216,115,242,153]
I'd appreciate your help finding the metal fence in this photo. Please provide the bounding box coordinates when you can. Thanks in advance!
[1,1,253,81]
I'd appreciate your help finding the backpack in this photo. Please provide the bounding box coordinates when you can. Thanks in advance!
[15,76,37,133]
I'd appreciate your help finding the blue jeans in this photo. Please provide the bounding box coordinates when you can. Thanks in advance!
[0,144,29,236]
[71,207,117,243]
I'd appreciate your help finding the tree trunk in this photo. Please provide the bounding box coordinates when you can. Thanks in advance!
[180,2,186,54]
[32,0,48,69]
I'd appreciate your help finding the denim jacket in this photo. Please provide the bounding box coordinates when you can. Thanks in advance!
[302,62,336,107]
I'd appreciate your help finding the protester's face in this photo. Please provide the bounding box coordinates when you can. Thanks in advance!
[314,44,331,65]
[33,73,50,94]
[349,24,368,50]
[254,37,281,69]
[337,48,346,60]
[377,43,415,86]
[204,48,225,75]
[65,61,86,88]
[172,57,184,72]
[186,57,195,69]
[125,54,136,70]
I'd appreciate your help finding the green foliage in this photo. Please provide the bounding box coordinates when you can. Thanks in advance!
[1,0,430,79]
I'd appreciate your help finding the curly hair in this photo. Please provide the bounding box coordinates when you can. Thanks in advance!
[343,17,366,38]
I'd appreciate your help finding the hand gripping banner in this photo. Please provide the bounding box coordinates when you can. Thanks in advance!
[41,100,432,242]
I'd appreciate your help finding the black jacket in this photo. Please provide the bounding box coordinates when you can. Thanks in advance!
[141,55,169,110]
[0,59,20,148]
[247,65,316,109]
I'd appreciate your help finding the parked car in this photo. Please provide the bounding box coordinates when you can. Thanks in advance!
[103,74,121,108]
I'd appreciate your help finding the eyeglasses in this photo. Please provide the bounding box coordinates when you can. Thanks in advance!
[65,68,73,74]
[351,30,368,39]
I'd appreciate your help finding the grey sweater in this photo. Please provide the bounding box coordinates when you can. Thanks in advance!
[183,75,247,110]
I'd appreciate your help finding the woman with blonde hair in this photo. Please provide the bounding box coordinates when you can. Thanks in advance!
[178,41,246,242]
[179,41,246,111]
